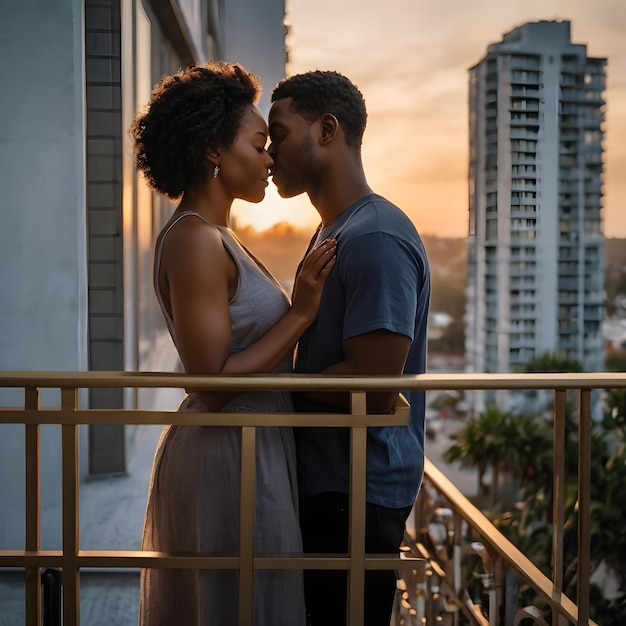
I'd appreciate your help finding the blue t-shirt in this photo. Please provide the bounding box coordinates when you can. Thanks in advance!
[294,193,431,508]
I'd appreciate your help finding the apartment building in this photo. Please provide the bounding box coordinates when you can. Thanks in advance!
[465,21,606,412]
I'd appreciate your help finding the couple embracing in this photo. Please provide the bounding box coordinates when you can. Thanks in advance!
[131,63,430,626]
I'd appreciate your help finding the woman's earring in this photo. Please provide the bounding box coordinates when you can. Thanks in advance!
[213,165,220,179]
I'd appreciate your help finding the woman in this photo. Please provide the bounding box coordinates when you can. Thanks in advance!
[130,62,336,625]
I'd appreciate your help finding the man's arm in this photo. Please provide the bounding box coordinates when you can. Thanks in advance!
[302,329,411,413]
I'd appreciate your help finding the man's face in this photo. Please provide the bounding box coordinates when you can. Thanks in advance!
[268,97,318,198]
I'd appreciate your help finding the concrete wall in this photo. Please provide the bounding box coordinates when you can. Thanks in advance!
[222,0,287,117]
[0,2,88,374]
[0,0,87,549]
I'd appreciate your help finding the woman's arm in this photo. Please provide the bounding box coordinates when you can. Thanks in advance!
[164,219,336,409]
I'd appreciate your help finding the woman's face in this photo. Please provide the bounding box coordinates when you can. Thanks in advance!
[219,105,274,203]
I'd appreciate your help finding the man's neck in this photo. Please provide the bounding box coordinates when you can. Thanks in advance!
[311,177,373,227]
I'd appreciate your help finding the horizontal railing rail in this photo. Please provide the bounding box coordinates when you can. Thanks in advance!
[1,371,625,625]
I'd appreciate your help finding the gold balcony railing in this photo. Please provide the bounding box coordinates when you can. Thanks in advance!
[1,371,625,626]
[405,373,625,626]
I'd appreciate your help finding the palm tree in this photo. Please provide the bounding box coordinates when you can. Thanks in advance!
[443,405,519,508]
[507,412,553,515]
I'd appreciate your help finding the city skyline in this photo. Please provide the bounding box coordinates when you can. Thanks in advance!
[232,2,626,240]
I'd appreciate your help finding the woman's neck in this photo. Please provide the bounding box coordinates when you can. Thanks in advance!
[177,184,232,227]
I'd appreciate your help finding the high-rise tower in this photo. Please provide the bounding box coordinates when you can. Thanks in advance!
[466,21,606,411]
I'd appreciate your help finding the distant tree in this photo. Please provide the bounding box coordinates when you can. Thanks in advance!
[606,349,626,372]
[523,351,582,373]
[423,236,467,355]
[429,271,466,321]
[443,405,522,508]
[508,412,555,519]
[428,318,465,354]
[606,387,626,422]
[444,387,626,625]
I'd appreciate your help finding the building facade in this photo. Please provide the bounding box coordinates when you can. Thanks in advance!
[465,21,606,412]
[0,0,286,550]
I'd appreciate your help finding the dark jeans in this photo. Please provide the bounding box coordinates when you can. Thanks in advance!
[299,492,412,626]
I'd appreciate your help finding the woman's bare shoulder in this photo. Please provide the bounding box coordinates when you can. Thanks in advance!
[160,214,227,264]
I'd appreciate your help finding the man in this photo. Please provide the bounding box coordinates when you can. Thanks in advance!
[268,70,430,626]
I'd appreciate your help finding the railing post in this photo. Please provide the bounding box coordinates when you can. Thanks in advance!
[239,425,256,626]
[453,510,463,596]
[552,388,566,623]
[347,390,367,626]
[577,389,591,625]
[493,553,505,626]
[61,387,80,626]
[25,386,41,626]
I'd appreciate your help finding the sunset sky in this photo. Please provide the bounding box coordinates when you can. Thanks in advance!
[232,0,626,240]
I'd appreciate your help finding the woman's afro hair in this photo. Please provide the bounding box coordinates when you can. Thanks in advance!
[130,61,261,199]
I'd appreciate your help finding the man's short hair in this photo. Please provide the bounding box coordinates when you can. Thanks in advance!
[271,70,367,150]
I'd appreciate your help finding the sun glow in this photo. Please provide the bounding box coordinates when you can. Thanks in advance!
[232,184,320,232]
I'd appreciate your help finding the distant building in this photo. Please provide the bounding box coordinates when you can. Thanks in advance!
[465,20,606,413]
[0,0,286,550]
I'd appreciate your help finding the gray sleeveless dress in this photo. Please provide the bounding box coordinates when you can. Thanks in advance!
[139,212,305,625]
